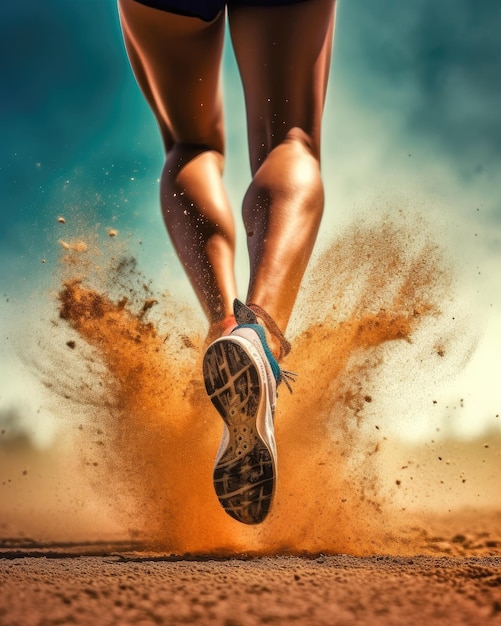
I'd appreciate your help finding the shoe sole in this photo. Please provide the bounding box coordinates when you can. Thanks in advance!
[203,338,275,525]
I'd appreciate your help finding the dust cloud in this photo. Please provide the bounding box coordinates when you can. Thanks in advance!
[17,207,473,557]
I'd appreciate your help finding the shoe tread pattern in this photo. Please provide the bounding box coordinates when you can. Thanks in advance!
[203,340,274,525]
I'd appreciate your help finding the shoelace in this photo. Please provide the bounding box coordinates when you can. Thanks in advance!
[278,368,297,394]
[247,302,292,360]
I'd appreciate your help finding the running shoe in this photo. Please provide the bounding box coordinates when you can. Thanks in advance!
[203,299,292,524]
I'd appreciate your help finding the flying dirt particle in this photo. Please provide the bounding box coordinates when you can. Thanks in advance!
[41,259,46,264]
[437,346,445,357]
[483,444,489,449]
[58,216,66,224]
[44,211,479,556]
[66,340,76,349]
[59,280,107,322]
[22,470,28,476]
[108,229,118,237]
[58,239,88,253]
[181,335,196,349]
[396,480,401,486]
[141,298,158,313]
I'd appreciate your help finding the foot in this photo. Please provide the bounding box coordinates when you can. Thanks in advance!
[203,301,280,524]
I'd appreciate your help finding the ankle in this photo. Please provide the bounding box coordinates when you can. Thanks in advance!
[255,316,282,362]
[247,303,291,362]
[206,314,236,345]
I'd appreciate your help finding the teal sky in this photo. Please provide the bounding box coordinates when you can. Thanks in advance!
[1,0,501,443]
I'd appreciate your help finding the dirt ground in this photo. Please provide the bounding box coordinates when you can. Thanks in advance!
[1,510,501,626]
[0,552,500,626]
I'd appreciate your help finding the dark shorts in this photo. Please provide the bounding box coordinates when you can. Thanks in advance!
[133,0,308,22]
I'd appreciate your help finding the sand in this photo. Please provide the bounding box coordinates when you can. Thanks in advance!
[1,536,501,626]
[2,213,500,624]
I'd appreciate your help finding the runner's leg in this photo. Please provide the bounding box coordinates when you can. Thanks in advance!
[228,0,336,357]
[118,0,237,336]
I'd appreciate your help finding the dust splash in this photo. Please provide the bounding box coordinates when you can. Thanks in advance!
[51,212,461,556]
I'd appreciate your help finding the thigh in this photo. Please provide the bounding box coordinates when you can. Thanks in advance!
[118,0,226,153]
[228,0,336,171]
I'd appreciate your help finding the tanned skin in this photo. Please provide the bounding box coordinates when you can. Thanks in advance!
[118,0,336,358]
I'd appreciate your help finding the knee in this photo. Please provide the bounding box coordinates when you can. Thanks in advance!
[245,131,324,219]
[162,142,225,179]
[250,126,321,173]
[256,129,323,194]
[283,127,320,161]
[282,128,322,190]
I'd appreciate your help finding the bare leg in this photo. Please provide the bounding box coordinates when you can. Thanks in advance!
[229,0,336,357]
[118,0,237,334]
